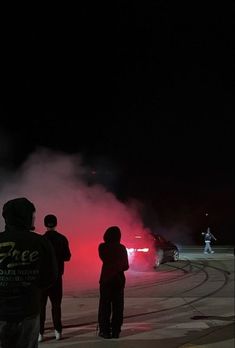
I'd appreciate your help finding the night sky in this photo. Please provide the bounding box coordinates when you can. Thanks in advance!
[1,2,234,243]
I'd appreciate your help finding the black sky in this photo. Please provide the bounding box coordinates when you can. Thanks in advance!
[1,2,235,242]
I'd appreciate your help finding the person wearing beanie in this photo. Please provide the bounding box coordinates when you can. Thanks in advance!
[0,197,58,348]
[98,226,129,339]
[38,214,71,342]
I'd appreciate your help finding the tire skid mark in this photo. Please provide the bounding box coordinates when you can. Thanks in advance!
[124,259,230,320]
[127,259,203,290]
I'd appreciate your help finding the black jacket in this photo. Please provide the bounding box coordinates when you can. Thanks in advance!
[204,231,216,242]
[0,198,58,321]
[43,229,71,276]
[99,226,129,286]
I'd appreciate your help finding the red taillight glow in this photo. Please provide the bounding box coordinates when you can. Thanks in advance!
[127,248,135,253]
[137,248,149,252]
[126,247,149,253]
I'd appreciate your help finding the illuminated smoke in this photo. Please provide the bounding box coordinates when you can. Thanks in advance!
[0,148,152,292]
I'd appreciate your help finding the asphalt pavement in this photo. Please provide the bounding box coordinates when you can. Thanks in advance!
[39,246,234,348]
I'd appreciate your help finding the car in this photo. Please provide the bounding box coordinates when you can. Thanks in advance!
[152,234,179,267]
[125,233,179,270]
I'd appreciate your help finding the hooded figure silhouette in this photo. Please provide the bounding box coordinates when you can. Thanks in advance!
[0,197,57,348]
[98,226,129,339]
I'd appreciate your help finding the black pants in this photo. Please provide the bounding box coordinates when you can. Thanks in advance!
[98,282,124,335]
[0,315,39,348]
[40,277,63,334]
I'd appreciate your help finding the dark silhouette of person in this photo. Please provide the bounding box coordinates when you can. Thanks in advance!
[39,214,71,342]
[0,197,58,348]
[98,226,129,339]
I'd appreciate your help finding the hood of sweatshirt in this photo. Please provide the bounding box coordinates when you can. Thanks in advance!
[103,226,121,243]
[2,197,35,231]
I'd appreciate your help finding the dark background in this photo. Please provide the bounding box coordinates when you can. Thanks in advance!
[1,2,234,243]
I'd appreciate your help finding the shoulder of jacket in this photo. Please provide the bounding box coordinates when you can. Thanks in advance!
[30,231,44,240]
[55,230,67,238]
[120,243,127,249]
[59,233,70,244]
[98,242,106,249]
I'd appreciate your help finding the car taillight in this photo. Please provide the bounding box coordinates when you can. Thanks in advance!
[126,247,149,253]
[136,248,149,252]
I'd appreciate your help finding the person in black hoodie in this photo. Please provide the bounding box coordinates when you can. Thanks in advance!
[0,197,57,348]
[39,214,71,342]
[98,226,129,339]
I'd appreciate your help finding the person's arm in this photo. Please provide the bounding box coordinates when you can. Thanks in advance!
[98,243,105,262]
[63,237,71,261]
[211,233,217,241]
[38,238,58,289]
[114,245,129,272]
[121,245,129,271]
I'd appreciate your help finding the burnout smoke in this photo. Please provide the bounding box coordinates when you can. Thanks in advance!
[0,148,152,292]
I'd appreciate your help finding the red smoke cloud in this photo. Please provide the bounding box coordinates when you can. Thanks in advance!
[0,148,152,292]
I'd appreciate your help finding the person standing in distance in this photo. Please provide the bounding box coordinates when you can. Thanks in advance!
[39,214,71,342]
[0,197,58,348]
[201,227,217,254]
[98,226,129,339]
